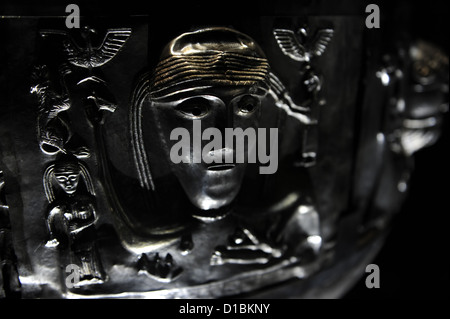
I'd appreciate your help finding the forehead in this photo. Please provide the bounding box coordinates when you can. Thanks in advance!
[54,168,80,175]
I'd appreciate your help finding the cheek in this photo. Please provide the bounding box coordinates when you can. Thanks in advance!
[233,104,261,128]
[233,113,260,130]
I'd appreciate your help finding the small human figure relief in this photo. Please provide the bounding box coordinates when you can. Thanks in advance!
[43,154,106,287]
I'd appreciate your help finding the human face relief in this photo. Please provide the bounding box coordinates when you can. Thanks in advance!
[152,85,265,212]
[54,166,81,195]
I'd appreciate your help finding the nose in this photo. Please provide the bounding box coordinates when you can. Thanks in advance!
[206,148,234,164]
[206,148,236,171]
[210,104,236,150]
[211,101,235,128]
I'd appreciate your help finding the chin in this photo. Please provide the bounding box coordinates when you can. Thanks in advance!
[190,195,234,222]
[192,195,232,211]
[191,180,241,209]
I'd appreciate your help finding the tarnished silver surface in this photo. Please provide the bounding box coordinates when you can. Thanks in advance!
[0,1,448,299]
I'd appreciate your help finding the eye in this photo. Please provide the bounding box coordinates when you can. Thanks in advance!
[175,98,210,118]
[237,95,259,115]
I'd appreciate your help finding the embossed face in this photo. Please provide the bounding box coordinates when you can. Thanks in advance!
[152,85,266,213]
[54,165,80,195]
[145,27,270,216]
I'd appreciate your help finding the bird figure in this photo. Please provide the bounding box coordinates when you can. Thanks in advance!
[40,26,132,69]
[273,27,334,63]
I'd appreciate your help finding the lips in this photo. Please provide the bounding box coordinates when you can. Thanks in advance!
[207,164,235,171]
[64,186,76,194]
